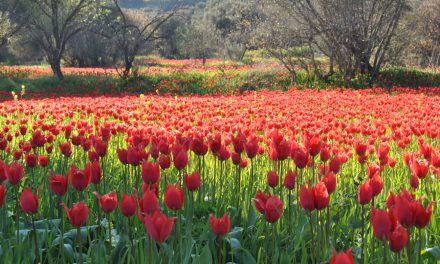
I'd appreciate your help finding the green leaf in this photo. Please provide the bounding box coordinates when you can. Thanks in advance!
[195,244,212,264]
[422,247,440,261]
[228,237,241,250]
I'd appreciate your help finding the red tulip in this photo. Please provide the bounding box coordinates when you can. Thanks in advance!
[144,210,175,243]
[93,139,107,157]
[50,171,68,196]
[0,183,5,208]
[142,161,160,184]
[254,189,271,214]
[20,187,40,214]
[136,189,159,221]
[117,149,128,165]
[94,191,118,213]
[158,154,171,169]
[283,169,296,190]
[63,201,89,227]
[5,162,24,185]
[127,146,141,165]
[414,201,434,229]
[389,224,408,252]
[355,140,368,157]
[300,184,315,211]
[209,213,230,236]
[371,207,392,240]
[369,173,383,197]
[0,160,6,182]
[85,161,101,185]
[264,195,284,223]
[245,136,259,159]
[120,193,137,217]
[59,142,72,157]
[410,175,419,189]
[25,153,37,167]
[293,147,308,169]
[358,182,372,205]
[393,190,417,228]
[184,171,201,191]
[38,155,48,167]
[164,184,184,210]
[329,156,341,174]
[173,148,188,170]
[330,248,354,264]
[313,181,330,210]
[69,165,90,192]
[323,171,336,194]
[267,171,278,188]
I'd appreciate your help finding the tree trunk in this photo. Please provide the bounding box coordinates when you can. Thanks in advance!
[50,59,64,81]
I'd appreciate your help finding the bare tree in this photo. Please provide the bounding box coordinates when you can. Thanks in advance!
[258,0,406,80]
[20,0,98,80]
[0,0,24,48]
[98,0,183,78]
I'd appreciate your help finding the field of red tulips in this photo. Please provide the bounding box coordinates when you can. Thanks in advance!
[0,88,439,263]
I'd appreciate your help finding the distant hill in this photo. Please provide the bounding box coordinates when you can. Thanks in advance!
[120,0,206,9]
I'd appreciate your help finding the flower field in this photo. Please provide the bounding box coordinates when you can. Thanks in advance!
[0,88,439,263]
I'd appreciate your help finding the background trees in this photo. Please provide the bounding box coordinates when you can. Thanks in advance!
[0,0,438,83]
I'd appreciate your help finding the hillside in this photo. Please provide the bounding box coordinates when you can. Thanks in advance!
[120,0,206,9]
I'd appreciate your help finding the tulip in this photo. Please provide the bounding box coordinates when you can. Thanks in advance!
[144,210,175,243]
[264,195,284,223]
[323,171,336,194]
[117,149,128,165]
[358,182,373,205]
[142,161,160,184]
[25,153,37,167]
[5,162,24,185]
[184,171,201,191]
[300,184,315,211]
[164,184,184,211]
[389,224,408,252]
[369,173,383,197]
[85,161,101,185]
[38,155,48,167]
[93,191,118,214]
[283,169,296,190]
[173,148,188,170]
[59,142,72,157]
[63,201,89,227]
[69,165,90,192]
[63,201,88,264]
[0,160,6,182]
[209,213,230,236]
[20,187,40,214]
[313,181,329,210]
[414,201,433,229]
[254,189,271,215]
[120,193,137,217]
[50,171,68,196]
[330,248,354,264]
[267,171,278,188]
[136,189,159,221]
[293,147,308,169]
[371,207,392,240]
[93,139,107,157]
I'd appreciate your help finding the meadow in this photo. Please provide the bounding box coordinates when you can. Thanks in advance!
[0,82,439,263]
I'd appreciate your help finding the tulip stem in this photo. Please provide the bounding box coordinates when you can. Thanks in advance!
[361,205,365,263]
[308,211,315,264]
[15,185,19,246]
[77,227,83,264]
[31,214,40,263]
[383,239,387,264]
[108,213,112,250]
[59,197,65,260]
[407,228,411,264]
[418,228,422,264]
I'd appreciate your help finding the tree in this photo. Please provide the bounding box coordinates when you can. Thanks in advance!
[0,0,24,48]
[258,0,406,80]
[20,0,99,80]
[98,0,183,78]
